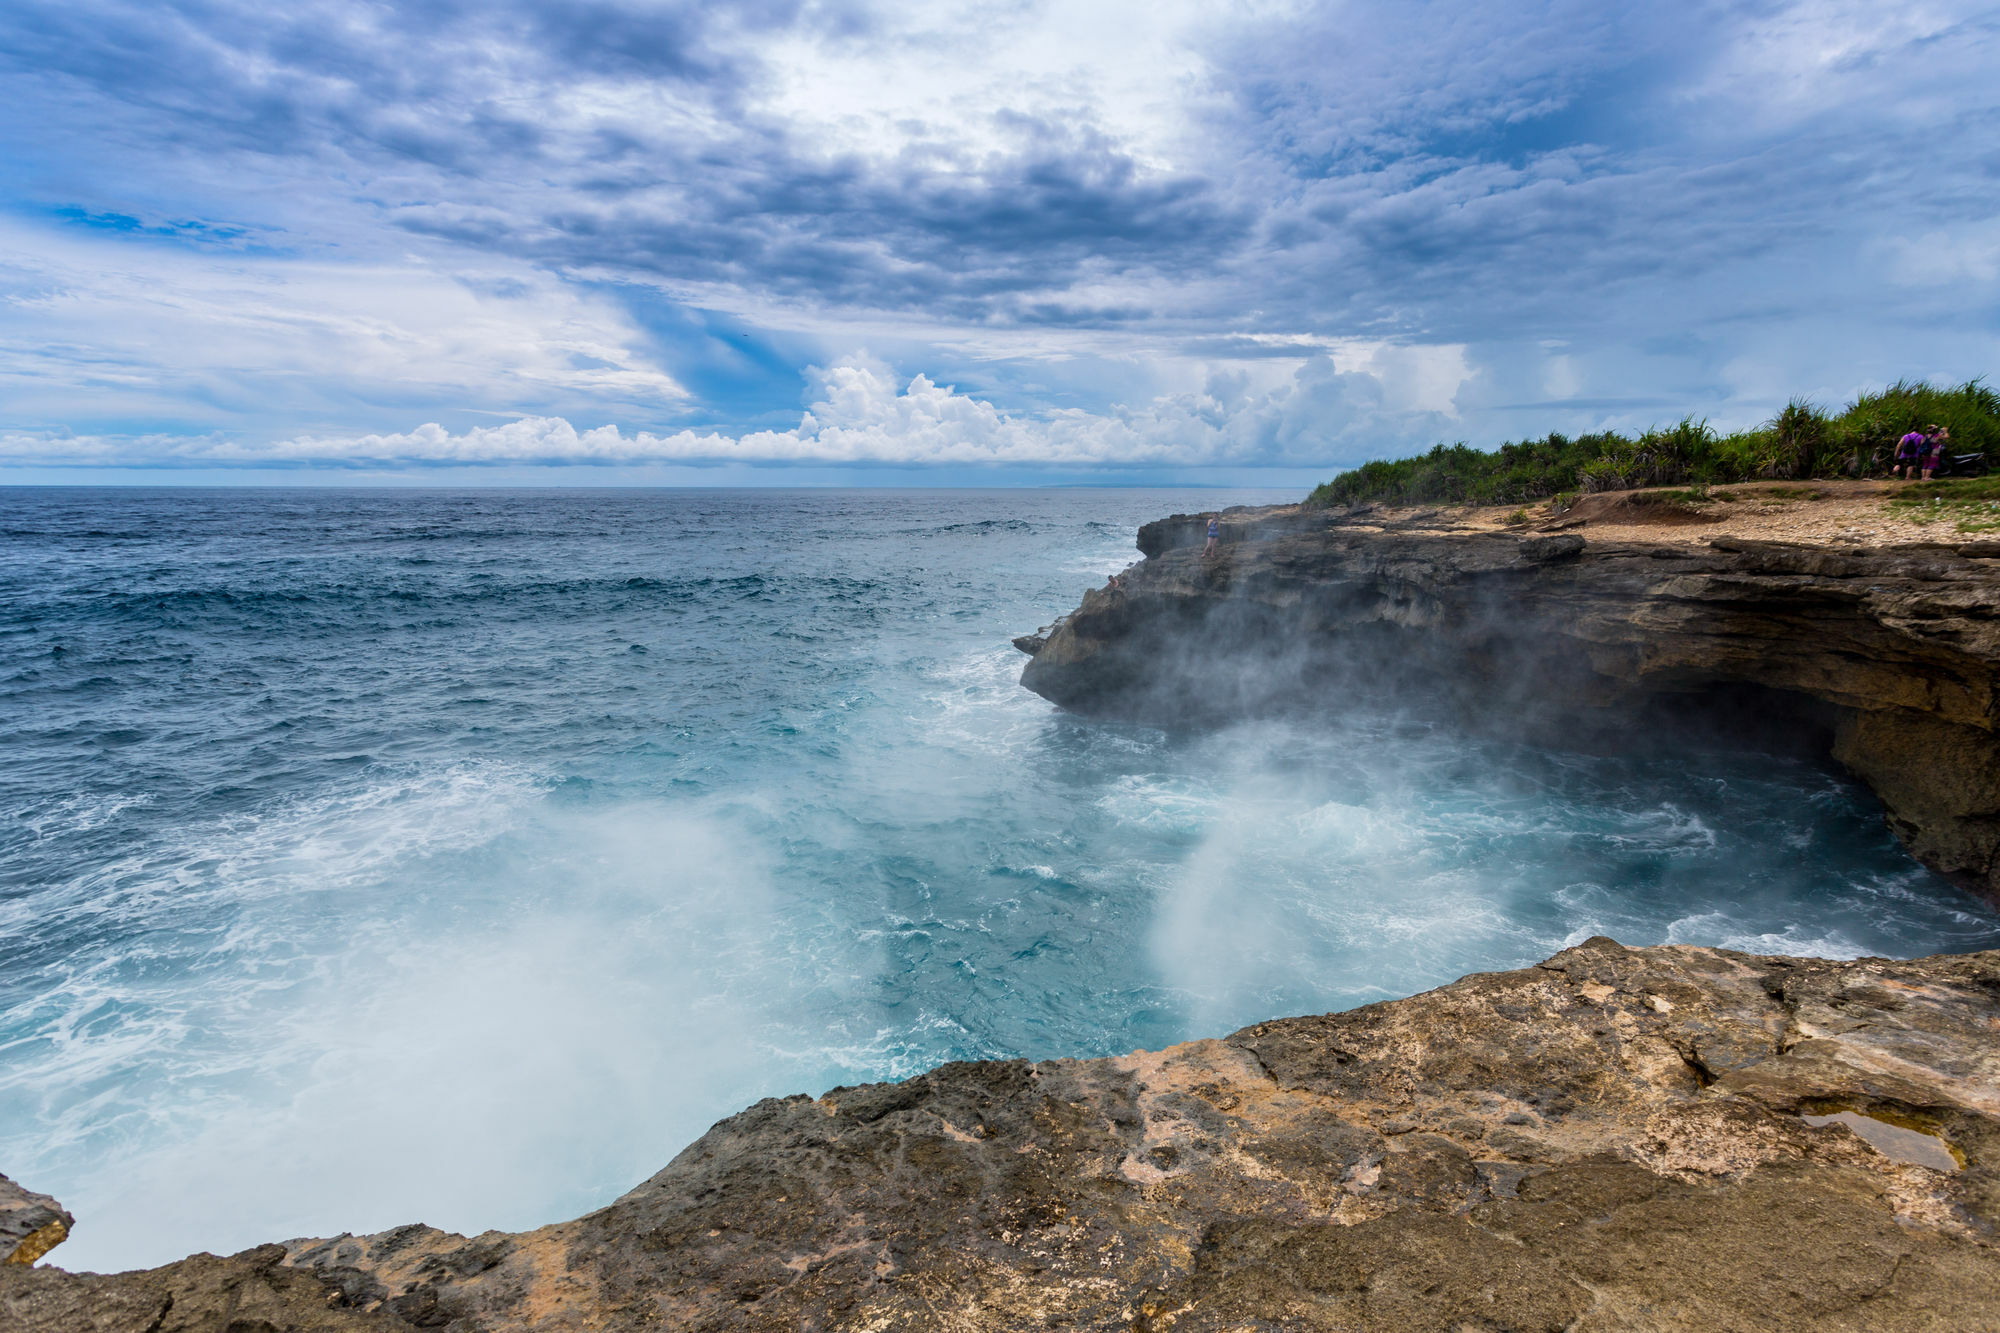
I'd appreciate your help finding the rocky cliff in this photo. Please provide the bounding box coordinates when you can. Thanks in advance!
[0,1175,72,1268]
[1020,498,2000,905]
[5,940,1998,1330]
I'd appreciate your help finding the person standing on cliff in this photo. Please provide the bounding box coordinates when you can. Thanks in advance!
[1923,424,1951,480]
[1895,430,1928,479]
[1203,515,1221,557]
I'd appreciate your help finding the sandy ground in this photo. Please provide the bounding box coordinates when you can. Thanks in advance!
[1376,479,1981,550]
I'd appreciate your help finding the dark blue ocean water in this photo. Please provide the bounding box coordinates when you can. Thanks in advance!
[4,486,1998,1270]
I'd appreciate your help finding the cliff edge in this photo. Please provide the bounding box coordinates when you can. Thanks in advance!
[5,941,1999,1330]
[1021,487,2000,905]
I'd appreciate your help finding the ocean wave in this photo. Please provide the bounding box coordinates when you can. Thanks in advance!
[2,486,1995,1273]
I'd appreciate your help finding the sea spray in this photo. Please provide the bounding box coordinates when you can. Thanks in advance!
[2,487,1995,1270]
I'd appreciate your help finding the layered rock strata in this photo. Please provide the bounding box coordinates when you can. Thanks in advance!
[5,941,1998,1331]
[1021,504,2000,904]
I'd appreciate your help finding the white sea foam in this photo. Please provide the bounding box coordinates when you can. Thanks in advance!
[16,792,156,841]
[916,646,1050,755]
[1666,912,1866,959]
[1097,775,1218,835]
[5,488,1994,1278]
[1294,798,1418,858]
[4,789,882,1271]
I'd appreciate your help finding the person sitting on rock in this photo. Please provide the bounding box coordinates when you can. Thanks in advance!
[1895,429,1929,479]
[1202,515,1221,557]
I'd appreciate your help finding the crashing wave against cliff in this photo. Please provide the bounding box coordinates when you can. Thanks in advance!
[1022,499,2000,906]
[5,939,1999,1330]
[10,499,2000,1330]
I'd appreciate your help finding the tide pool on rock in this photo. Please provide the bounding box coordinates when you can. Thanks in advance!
[3,487,1998,1272]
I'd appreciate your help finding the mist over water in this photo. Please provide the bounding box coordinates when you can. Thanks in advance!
[4,487,1997,1272]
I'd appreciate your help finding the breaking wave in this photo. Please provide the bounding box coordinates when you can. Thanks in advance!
[2,486,1995,1272]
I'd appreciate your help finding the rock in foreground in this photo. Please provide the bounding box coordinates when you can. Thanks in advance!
[5,940,1998,1330]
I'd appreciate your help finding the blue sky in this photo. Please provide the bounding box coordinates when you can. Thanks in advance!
[2,0,1996,482]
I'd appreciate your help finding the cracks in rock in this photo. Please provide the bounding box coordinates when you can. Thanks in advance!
[1235,1043,1281,1087]
[1858,1251,1910,1305]
[1747,962,1815,1059]
[1681,1051,1718,1089]
[139,1293,174,1333]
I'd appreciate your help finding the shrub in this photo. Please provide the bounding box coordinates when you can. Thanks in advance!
[1304,378,2000,508]
[1766,400,1828,480]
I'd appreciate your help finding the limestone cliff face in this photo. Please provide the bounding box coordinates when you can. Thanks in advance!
[1021,507,2000,904]
[5,941,1999,1330]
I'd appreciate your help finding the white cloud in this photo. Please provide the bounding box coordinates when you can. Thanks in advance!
[1696,0,1970,127]
[1,349,1474,468]
[753,0,1221,169]
[4,0,1997,473]
[1888,225,2000,287]
[0,220,687,429]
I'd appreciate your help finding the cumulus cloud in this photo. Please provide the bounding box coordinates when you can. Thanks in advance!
[1,0,1997,469]
[1,349,1474,468]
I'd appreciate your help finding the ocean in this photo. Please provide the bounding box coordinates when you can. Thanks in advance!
[4,486,1997,1271]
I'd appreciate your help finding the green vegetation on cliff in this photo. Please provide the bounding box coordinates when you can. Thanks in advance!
[1308,378,2000,508]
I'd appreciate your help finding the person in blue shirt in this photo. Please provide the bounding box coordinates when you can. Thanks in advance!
[1203,515,1221,557]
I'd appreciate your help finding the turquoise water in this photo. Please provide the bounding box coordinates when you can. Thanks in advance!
[3,487,1996,1271]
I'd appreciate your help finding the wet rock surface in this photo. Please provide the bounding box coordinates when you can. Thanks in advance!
[1024,504,2000,904]
[6,940,1998,1330]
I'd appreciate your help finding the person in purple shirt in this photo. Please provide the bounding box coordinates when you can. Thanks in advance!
[1895,430,1929,479]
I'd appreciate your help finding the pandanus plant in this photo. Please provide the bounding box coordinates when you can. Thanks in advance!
[1766,400,1829,480]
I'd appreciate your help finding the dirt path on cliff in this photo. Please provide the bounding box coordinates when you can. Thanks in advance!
[1334,479,1979,549]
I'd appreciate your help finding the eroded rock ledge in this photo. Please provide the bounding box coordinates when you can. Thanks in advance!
[1020,502,2000,904]
[0,1176,72,1268]
[6,941,1999,1331]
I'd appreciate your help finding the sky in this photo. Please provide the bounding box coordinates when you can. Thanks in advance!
[1,0,1996,484]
